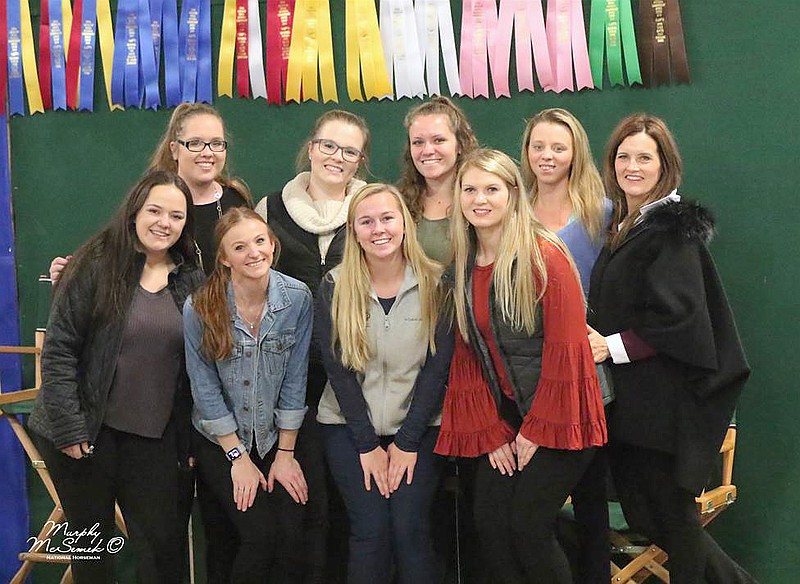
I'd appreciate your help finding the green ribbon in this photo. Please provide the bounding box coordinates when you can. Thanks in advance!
[588,0,641,87]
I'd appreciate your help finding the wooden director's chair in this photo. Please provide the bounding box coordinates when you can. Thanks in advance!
[608,426,739,583]
[0,330,128,584]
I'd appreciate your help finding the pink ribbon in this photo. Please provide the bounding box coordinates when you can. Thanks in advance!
[494,0,553,96]
[459,0,497,98]
[546,0,593,92]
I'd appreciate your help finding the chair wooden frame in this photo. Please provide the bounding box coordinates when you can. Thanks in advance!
[609,427,738,583]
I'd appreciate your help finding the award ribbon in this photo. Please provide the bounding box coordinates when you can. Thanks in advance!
[180,0,200,101]
[162,0,180,106]
[218,0,236,97]
[65,0,83,109]
[38,0,52,109]
[0,0,7,114]
[78,0,97,110]
[459,0,498,98]
[588,0,641,87]
[20,0,45,113]
[494,0,553,96]
[546,0,593,92]
[346,0,392,101]
[7,0,25,115]
[379,0,424,99]
[638,0,689,86]
[196,0,212,102]
[138,0,160,109]
[414,0,460,96]
[49,0,68,109]
[266,0,295,104]
[285,0,337,103]
[235,0,249,98]
[110,0,140,108]
[247,0,267,99]
[96,0,118,110]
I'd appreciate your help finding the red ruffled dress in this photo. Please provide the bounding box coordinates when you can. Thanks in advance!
[435,240,607,457]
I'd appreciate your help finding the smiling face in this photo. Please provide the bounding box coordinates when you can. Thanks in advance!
[459,167,511,236]
[308,120,366,191]
[134,185,188,259]
[527,121,574,189]
[614,132,662,210]
[169,114,226,189]
[219,219,276,282]
[408,113,459,185]
[353,191,406,265]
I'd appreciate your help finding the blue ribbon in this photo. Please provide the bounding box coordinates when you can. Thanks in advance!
[162,0,180,106]
[138,0,159,108]
[78,0,97,111]
[49,0,67,110]
[124,2,140,107]
[7,0,24,115]
[179,0,199,102]
[197,0,212,103]
[110,0,128,106]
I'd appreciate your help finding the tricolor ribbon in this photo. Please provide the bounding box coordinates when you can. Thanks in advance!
[0,0,8,114]
[181,0,211,102]
[379,0,424,100]
[285,0,337,103]
[247,0,267,99]
[459,0,498,98]
[546,0,593,92]
[265,0,295,104]
[38,0,52,109]
[637,0,690,86]
[346,0,392,101]
[96,0,119,110]
[235,0,249,97]
[588,0,641,87]
[494,0,553,96]
[20,0,45,113]
[414,0,460,96]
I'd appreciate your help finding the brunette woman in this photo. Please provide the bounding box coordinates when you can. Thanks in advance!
[315,184,454,584]
[587,114,755,583]
[184,208,312,583]
[397,96,478,263]
[521,107,613,583]
[436,149,607,584]
[29,171,203,583]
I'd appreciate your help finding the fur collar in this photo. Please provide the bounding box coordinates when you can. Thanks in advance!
[644,199,716,244]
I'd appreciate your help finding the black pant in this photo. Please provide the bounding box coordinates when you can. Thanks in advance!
[473,446,597,584]
[193,431,304,584]
[610,441,758,584]
[569,446,611,583]
[32,424,184,584]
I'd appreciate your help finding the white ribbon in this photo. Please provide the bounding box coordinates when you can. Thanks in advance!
[379,0,425,99]
[414,0,461,96]
[247,0,267,99]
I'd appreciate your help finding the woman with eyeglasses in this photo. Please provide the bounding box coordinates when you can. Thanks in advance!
[255,109,370,582]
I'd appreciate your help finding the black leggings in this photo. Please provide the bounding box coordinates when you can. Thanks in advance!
[473,446,597,584]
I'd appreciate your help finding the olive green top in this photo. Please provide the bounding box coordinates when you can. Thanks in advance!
[416,216,452,265]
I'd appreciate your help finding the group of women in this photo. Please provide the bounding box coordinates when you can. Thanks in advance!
[29,97,754,584]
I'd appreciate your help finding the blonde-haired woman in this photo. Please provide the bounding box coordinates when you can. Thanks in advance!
[436,149,607,583]
[184,207,312,582]
[315,184,453,584]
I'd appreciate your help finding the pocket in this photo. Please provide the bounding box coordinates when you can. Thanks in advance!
[261,332,296,376]
[219,344,244,385]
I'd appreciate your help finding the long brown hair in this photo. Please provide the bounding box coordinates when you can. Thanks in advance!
[603,113,683,248]
[57,171,197,324]
[193,208,281,360]
[149,102,253,206]
[397,97,479,222]
[294,109,371,178]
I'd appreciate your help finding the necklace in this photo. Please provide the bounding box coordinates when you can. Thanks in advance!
[240,312,259,332]
[237,297,267,333]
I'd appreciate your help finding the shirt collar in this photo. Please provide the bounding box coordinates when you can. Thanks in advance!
[638,190,681,219]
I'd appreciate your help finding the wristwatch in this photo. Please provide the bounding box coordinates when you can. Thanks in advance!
[225,443,247,462]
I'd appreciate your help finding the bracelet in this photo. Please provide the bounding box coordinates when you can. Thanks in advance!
[277,447,294,453]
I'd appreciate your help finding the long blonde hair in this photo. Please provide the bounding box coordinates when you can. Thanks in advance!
[450,149,567,342]
[330,184,443,372]
[520,108,605,239]
[149,103,253,206]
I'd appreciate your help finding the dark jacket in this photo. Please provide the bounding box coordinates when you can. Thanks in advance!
[588,200,750,494]
[29,253,204,464]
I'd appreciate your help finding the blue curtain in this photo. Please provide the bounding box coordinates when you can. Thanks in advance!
[0,112,28,582]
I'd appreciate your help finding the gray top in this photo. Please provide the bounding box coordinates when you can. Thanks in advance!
[416,216,452,265]
[104,286,184,438]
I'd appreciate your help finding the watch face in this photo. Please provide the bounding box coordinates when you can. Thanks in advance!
[226,447,242,462]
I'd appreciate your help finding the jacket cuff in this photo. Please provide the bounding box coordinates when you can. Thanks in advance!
[275,407,308,431]
[199,413,238,437]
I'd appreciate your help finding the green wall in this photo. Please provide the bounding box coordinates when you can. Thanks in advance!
[10,1,799,581]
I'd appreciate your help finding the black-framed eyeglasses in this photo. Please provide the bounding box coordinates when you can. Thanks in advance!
[311,139,363,163]
[177,139,228,152]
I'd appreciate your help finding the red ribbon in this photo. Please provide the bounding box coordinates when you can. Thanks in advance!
[38,0,53,110]
[66,0,84,109]
[266,0,295,104]
[235,0,250,97]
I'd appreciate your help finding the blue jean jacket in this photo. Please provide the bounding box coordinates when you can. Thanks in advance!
[184,271,312,457]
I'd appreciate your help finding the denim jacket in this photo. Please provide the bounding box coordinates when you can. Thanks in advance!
[184,270,312,457]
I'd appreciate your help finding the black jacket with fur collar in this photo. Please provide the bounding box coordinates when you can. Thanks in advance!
[588,199,749,494]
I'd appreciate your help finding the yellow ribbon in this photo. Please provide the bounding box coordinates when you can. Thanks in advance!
[62,0,73,60]
[19,0,44,114]
[96,0,122,110]
[345,0,391,101]
[218,0,238,97]
[285,0,337,103]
